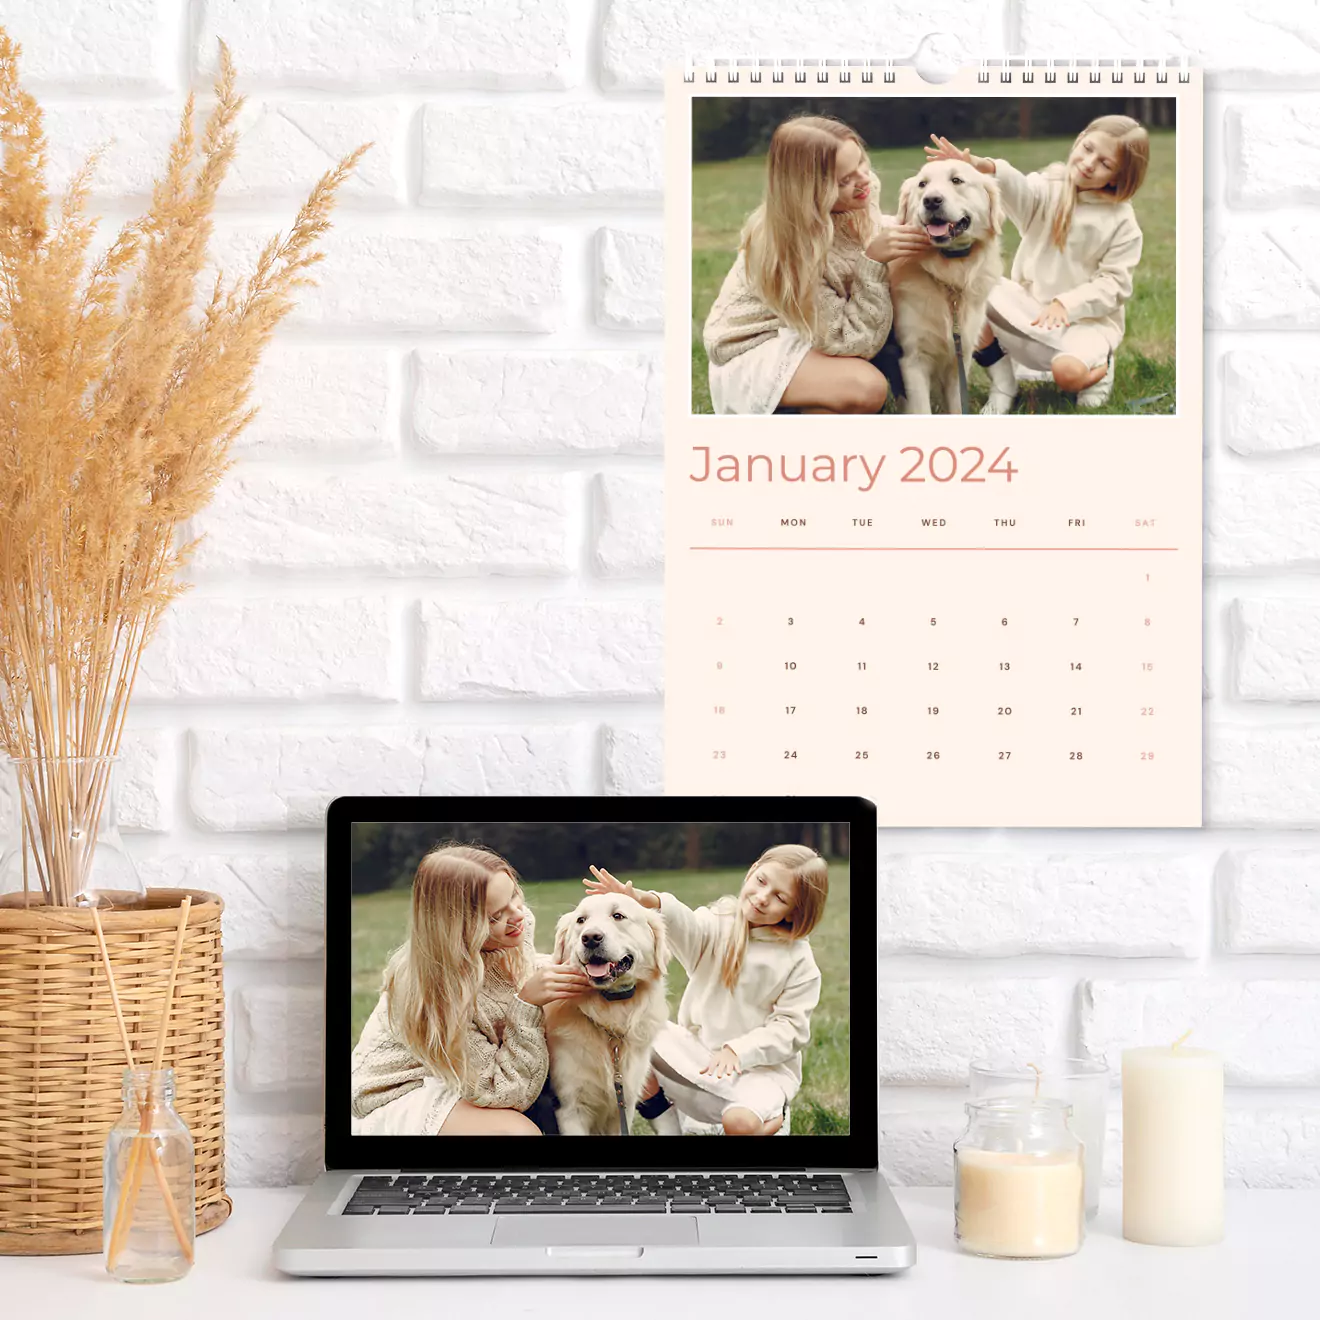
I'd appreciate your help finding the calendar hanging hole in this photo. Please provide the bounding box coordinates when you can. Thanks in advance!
[912,33,964,84]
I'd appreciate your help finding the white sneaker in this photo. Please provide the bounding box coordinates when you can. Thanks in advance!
[1077,356,1115,408]
[979,354,1018,415]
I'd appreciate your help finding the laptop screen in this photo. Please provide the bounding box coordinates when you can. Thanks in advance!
[327,797,876,1172]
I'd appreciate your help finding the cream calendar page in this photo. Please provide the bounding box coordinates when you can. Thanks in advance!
[664,63,1202,826]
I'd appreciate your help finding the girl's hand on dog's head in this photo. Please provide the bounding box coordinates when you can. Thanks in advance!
[584,865,632,897]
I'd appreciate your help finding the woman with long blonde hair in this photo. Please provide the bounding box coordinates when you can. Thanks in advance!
[926,115,1150,412]
[351,843,590,1135]
[584,843,828,1137]
[703,114,929,414]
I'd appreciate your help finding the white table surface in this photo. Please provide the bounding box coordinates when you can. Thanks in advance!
[3,1186,1305,1318]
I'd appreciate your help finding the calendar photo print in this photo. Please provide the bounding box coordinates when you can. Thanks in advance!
[663,64,1203,825]
[349,819,851,1139]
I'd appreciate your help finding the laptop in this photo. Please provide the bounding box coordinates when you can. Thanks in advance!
[273,794,916,1275]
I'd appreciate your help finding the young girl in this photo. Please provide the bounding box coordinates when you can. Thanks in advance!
[583,844,827,1137]
[926,116,1149,411]
[702,115,929,415]
[351,843,590,1136]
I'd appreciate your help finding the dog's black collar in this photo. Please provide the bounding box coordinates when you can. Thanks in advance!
[598,984,636,1001]
[934,247,974,259]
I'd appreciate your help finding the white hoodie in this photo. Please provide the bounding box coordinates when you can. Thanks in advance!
[656,894,821,1100]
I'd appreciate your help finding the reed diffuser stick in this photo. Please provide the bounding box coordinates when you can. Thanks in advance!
[104,898,194,1270]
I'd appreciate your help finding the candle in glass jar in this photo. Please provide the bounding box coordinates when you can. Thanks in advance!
[956,1149,1084,1259]
[1122,1043,1223,1246]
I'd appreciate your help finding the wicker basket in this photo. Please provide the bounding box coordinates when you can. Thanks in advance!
[0,887,231,1254]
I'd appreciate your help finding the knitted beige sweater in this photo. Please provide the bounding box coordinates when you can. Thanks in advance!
[350,912,548,1132]
[703,183,894,368]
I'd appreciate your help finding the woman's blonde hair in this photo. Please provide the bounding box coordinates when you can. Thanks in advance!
[381,843,531,1088]
[741,116,879,340]
[716,843,829,992]
[1048,114,1150,248]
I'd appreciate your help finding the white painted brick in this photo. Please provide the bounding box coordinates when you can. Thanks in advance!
[236,985,323,1092]
[1081,980,1320,1084]
[600,0,998,90]
[1231,598,1320,701]
[877,1110,961,1187]
[602,725,664,795]
[421,104,662,205]
[1021,3,1320,86]
[596,229,663,331]
[592,473,664,577]
[116,728,173,833]
[1207,474,1320,572]
[1217,851,1320,953]
[1221,352,1320,456]
[39,100,400,206]
[135,852,325,959]
[191,471,569,577]
[412,351,662,455]
[197,0,576,90]
[136,596,395,701]
[876,980,1065,1085]
[877,854,1204,957]
[226,102,402,205]
[419,600,663,700]
[3,1,174,92]
[206,227,562,332]
[189,726,589,830]
[1227,102,1320,206]
[1206,226,1320,328]
[226,1113,323,1188]
[1206,725,1320,826]
[241,345,395,460]
[1226,1107,1320,1187]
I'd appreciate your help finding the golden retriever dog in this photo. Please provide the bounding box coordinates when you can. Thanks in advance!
[544,893,669,1137]
[889,158,1005,414]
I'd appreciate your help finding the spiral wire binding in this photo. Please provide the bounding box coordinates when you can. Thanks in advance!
[683,55,1191,85]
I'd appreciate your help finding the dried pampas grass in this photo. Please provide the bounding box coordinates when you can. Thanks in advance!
[0,30,368,905]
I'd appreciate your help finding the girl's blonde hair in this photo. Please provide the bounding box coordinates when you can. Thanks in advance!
[716,843,829,992]
[741,116,879,340]
[1047,114,1150,249]
[381,843,531,1088]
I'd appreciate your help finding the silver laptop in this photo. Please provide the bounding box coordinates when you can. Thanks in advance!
[274,794,915,1275]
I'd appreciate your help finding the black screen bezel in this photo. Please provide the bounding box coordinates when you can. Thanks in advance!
[325,794,877,1172]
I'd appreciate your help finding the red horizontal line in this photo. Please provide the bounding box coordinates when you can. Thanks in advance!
[689,545,1181,552]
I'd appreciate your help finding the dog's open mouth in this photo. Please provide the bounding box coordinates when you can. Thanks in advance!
[582,953,634,984]
[924,215,971,244]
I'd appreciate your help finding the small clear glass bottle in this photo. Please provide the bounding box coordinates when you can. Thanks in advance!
[954,1097,1085,1260]
[103,1067,195,1282]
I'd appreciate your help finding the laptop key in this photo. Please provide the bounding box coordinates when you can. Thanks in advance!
[714,1205,747,1213]
[822,1206,852,1213]
[450,1205,492,1215]
[377,1205,413,1215]
[750,1207,783,1213]
[415,1205,451,1215]
[785,1205,819,1213]
[342,1205,377,1215]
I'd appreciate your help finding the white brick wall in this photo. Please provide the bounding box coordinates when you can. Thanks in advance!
[6,0,1317,1189]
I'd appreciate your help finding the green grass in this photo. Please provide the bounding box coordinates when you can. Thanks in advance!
[692,131,1177,415]
[352,863,851,1136]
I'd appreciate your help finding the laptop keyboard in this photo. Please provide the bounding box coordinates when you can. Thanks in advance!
[343,1173,852,1215]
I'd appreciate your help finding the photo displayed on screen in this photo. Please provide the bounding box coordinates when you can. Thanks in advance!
[692,94,1175,416]
[350,821,850,1137]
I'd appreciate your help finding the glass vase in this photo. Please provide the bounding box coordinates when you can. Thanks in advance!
[0,755,145,908]
[103,1067,195,1283]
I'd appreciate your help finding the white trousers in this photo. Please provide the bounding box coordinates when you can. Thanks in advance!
[986,278,1111,374]
[650,1021,788,1125]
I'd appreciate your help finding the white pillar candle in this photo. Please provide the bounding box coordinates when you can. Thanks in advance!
[1122,1043,1224,1246]
[956,1149,1084,1259]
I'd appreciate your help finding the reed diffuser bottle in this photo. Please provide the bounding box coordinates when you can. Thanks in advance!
[103,1067,195,1282]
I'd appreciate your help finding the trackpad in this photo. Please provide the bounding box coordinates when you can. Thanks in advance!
[493,1216,698,1248]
